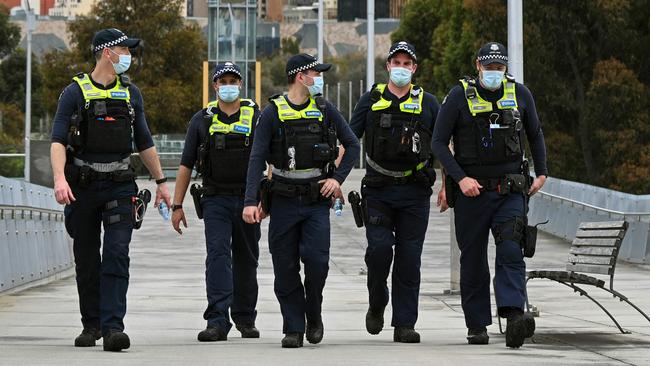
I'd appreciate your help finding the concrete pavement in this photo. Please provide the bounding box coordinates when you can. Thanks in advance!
[1,169,650,365]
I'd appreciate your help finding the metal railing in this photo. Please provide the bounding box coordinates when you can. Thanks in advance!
[529,178,650,263]
[0,176,72,293]
[537,190,650,220]
[0,204,64,221]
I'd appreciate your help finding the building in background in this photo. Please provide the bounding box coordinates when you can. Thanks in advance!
[337,0,389,22]
[324,0,336,19]
[185,0,208,18]
[389,0,408,18]
[258,0,284,22]
[0,0,21,11]
[208,0,257,99]
[39,0,54,15]
[48,0,96,17]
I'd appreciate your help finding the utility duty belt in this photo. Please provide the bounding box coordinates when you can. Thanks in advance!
[270,180,328,202]
[476,173,528,195]
[65,163,136,188]
[189,184,246,220]
[362,167,436,188]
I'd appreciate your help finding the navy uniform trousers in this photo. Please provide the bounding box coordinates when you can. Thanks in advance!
[268,194,331,334]
[64,179,137,336]
[454,190,526,329]
[363,183,431,328]
[201,195,260,333]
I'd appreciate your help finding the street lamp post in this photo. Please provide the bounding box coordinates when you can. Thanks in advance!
[24,0,35,182]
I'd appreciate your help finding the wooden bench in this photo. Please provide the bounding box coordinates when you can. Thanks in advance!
[525,220,650,333]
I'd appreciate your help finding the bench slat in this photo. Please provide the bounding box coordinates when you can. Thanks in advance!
[566,264,613,275]
[572,238,621,247]
[569,247,617,256]
[567,255,616,266]
[575,229,625,239]
[579,221,627,230]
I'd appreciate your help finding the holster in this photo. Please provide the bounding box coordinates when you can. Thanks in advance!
[260,178,273,214]
[189,184,204,219]
[501,174,528,195]
[445,175,457,208]
[348,191,364,228]
[523,224,537,258]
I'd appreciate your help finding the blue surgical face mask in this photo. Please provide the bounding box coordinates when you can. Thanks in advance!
[389,67,413,87]
[108,48,131,74]
[218,85,240,103]
[302,74,324,96]
[480,69,505,90]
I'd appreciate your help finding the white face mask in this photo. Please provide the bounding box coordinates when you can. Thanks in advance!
[480,69,505,90]
[108,48,132,74]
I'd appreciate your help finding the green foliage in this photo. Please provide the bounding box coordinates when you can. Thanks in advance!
[392,0,650,193]
[0,5,20,59]
[40,0,206,134]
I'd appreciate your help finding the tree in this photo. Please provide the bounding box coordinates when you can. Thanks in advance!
[40,0,206,134]
[392,0,650,193]
[0,5,20,59]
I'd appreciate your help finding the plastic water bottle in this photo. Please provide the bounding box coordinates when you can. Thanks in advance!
[334,198,343,216]
[158,201,170,221]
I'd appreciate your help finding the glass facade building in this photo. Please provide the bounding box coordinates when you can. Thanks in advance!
[208,0,257,100]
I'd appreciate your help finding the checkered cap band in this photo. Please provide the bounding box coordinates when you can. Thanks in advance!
[93,35,128,53]
[477,54,508,62]
[287,61,319,76]
[214,66,242,80]
[389,45,416,61]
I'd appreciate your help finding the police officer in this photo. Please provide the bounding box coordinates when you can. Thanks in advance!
[349,41,439,343]
[171,62,261,342]
[50,28,171,352]
[431,42,548,348]
[242,54,360,348]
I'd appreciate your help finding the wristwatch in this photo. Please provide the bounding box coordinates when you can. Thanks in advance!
[155,177,168,185]
[171,204,183,211]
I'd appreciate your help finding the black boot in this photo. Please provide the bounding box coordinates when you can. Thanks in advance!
[197,326,227,342]
[236,324,260,338]
[281,333,304,348]
[365,307,385,335]
[306,318,324,344]
[506,313,527,348]
[74,327,101,347]
[466,328,489,345]
[102,330,130,352]
[393,327,420,343]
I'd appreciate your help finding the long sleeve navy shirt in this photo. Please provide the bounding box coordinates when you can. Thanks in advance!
[349,85,440,176]
[180,106,261,170]
[243,97,361,207]
[50,74,154,163]
[431,81,548,182]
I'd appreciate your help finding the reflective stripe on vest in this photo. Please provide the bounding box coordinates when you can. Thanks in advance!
[271,95,323,122]
[206,99,255,136]
[370,83,423,114]
[460,79,518,116]
[366,155,427,178]
[72,73,131,104]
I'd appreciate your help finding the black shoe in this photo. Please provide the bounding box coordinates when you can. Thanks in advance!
[102,330,130,352]
[365,307,385,335]
[306,318,324,344]
[281,333,304,348]
[506,313,527,348]
[74,327,101,347]
[236,324,260,338]
[523,312,536,338]
[393,327,420,343]
[197,326,227,342]
[466,328,489,345]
